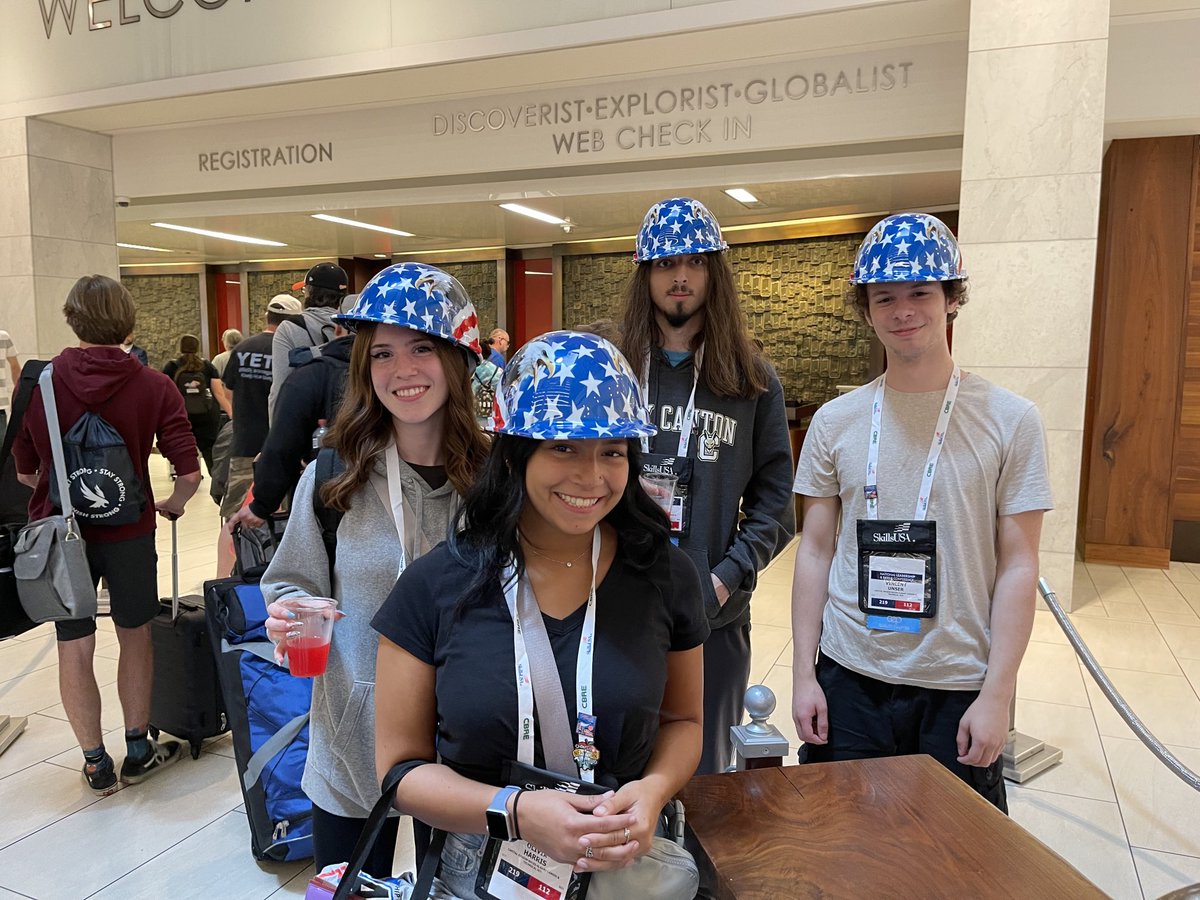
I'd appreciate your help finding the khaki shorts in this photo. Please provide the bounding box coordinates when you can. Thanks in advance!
[220,456,255,519]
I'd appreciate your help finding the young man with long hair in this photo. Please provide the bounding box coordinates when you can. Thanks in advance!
[619,197,795,774]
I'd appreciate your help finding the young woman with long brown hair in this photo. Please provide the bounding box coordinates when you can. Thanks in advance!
[259,263,489,874]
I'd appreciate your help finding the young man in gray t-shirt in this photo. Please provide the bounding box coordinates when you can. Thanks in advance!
[790,213,1053,811]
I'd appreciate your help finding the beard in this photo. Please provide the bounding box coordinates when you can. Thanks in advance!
[664,301,696,329]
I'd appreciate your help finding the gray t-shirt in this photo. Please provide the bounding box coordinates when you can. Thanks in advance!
[793,372,1053,690]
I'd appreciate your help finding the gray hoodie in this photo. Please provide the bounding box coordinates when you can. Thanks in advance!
[261,453,457,818]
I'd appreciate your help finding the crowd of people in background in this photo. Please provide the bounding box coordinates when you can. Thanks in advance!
[6,199,1050,898]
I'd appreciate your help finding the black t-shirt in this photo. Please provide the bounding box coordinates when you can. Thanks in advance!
[162,357,220,418]
[371,540,708,789]
[222,331,275,457]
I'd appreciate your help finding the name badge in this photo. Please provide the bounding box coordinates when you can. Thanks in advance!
[483,840,576,900]
[856,519,938,620]
[641,454,693,537]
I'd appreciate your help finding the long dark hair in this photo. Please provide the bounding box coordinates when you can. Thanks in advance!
[619,252,767,399]
[321,322,489,511]
[448,434,670,613]
[176,334,204,373]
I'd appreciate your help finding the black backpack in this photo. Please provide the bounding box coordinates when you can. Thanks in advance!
[50,411,147,527]
[312,448,345,581]
[175,365,213,416]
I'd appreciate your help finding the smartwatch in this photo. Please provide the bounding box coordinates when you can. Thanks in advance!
[485,785,522,842]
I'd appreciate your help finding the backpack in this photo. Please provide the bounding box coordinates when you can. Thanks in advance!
[50,410,147,527]
[175,364,214,417]
[472,366,499,421]
[312,448,345,581]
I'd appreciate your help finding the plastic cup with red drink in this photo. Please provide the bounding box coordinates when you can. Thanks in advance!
[279,596,340,677]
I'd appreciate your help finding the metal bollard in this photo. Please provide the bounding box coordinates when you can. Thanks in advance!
[729,684,791,770]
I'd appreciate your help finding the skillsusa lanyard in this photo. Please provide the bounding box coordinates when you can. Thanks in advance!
[503,527,602,782]
[640,345,704,456]
[383,444,419,582]
[865,367,961,521]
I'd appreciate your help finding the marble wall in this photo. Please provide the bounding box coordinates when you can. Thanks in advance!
[0,118,119,361]
[440,261,499,339]
[955,0,1110,605]
[247,271,306,326]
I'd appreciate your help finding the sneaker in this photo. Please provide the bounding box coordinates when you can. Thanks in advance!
[119,738,182,785]
[83,752,119,797]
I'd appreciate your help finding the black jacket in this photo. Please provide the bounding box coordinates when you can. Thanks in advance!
[249,336,352,519]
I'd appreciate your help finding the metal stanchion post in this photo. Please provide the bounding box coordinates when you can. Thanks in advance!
[0,714,27,757]
[729,685,791,770]
[1003,689,1062,782]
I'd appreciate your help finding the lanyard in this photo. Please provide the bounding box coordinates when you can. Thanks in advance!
[641,346,704,456]
[383,444,419,582]
[865,367,961,521]
[504,526,601,782]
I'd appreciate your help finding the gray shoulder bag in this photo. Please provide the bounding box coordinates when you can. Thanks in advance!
[13,364,97,623]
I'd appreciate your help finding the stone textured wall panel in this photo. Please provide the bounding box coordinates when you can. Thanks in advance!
[123,274,202,371]
[248,271,306,328]
[439,261,498,339]
[562,235,873,404]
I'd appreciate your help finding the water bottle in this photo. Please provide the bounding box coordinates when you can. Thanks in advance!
[312,418,329,452]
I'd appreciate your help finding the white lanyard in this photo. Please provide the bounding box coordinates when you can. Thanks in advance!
[504,527,601,781]
[640,346,703,456]
[865,367,961,521]
[383,444,418,582]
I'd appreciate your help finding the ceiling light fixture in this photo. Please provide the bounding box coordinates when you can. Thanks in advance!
[117,242,173,252]
[499,203,567,225]
[151,223,286,246]
[312,213,413,237]
[724,188,760,205]
[373,253,390,259]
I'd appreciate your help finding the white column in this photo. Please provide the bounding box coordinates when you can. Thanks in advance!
[954,1,1110,609]
[0,118,118,364]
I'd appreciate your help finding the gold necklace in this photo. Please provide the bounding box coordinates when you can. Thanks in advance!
[522,539,590,569]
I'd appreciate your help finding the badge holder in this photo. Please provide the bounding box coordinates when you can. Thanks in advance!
[856,520,937,634]
[641,454,692,538]
[475,761,607,900]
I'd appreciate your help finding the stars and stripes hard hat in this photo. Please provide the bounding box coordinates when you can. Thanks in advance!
[634,197,728,262]
[851,213,966,284]
[488,331,656,440]
[335,262,483,361]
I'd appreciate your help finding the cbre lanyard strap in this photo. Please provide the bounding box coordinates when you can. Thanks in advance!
[383,444,419,582]
[641,346,704,457]
[865,367,961,521]
[504,527,602,782]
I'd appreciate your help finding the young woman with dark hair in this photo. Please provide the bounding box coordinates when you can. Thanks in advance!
[371,331,706,899]
[258,263,489,876]
[163,333,223,474]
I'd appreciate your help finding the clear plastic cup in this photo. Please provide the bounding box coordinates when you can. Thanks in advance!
[280,596,339,677]
[640,472,678,521]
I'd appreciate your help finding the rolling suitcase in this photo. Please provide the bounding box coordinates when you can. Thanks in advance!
[149,517,228,758]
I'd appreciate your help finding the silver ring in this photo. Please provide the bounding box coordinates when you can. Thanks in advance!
[622,827,630,845]
[585,846,594,859]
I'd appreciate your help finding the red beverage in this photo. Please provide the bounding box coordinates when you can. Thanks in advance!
[287,636,331,677]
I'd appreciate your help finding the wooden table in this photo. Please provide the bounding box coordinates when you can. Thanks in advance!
[677,755,1104,899]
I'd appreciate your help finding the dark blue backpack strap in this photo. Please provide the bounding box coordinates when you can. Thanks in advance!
[311,447,345,581]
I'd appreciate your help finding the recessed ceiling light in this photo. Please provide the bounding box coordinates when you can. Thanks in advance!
[374,254,389,259]
[499,203,567,225]
[151,223,286,246]
[312,213,413,237]
[117,242,172,252]
[523,271,552,276]
[724,188,759,205]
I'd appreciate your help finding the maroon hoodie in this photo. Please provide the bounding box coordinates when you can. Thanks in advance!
[14,346,200,544]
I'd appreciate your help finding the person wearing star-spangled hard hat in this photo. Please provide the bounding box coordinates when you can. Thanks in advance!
[618,197,796,775]
[791,212,1053,813]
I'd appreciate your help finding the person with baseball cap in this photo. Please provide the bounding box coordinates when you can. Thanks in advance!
[269,262,349,422]
[790,213,1053,811]
[618,197,795,775]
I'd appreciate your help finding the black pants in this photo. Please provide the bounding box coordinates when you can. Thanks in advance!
[799,655,1007,812]
[698,621,752,775]
[311,804,400,878]
[188,412,220,475]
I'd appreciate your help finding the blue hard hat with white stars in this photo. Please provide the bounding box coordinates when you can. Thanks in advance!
[489,331,656,440]
[851,213,966,284]
[634,197,728,262]
[335,262,483,361]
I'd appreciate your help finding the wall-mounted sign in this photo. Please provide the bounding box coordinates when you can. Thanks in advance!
[37,0,250,39]
[114,42,966,199]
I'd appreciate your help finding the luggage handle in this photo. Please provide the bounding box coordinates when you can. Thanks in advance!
[170,516,180,618]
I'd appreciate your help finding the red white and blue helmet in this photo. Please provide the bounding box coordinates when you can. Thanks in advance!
[634,197,728,262]
[489,331,656,440]
[851,213,966,284]
[335,262,483,361]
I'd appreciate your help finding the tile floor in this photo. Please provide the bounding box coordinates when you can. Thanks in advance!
[2,455,1199,898]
